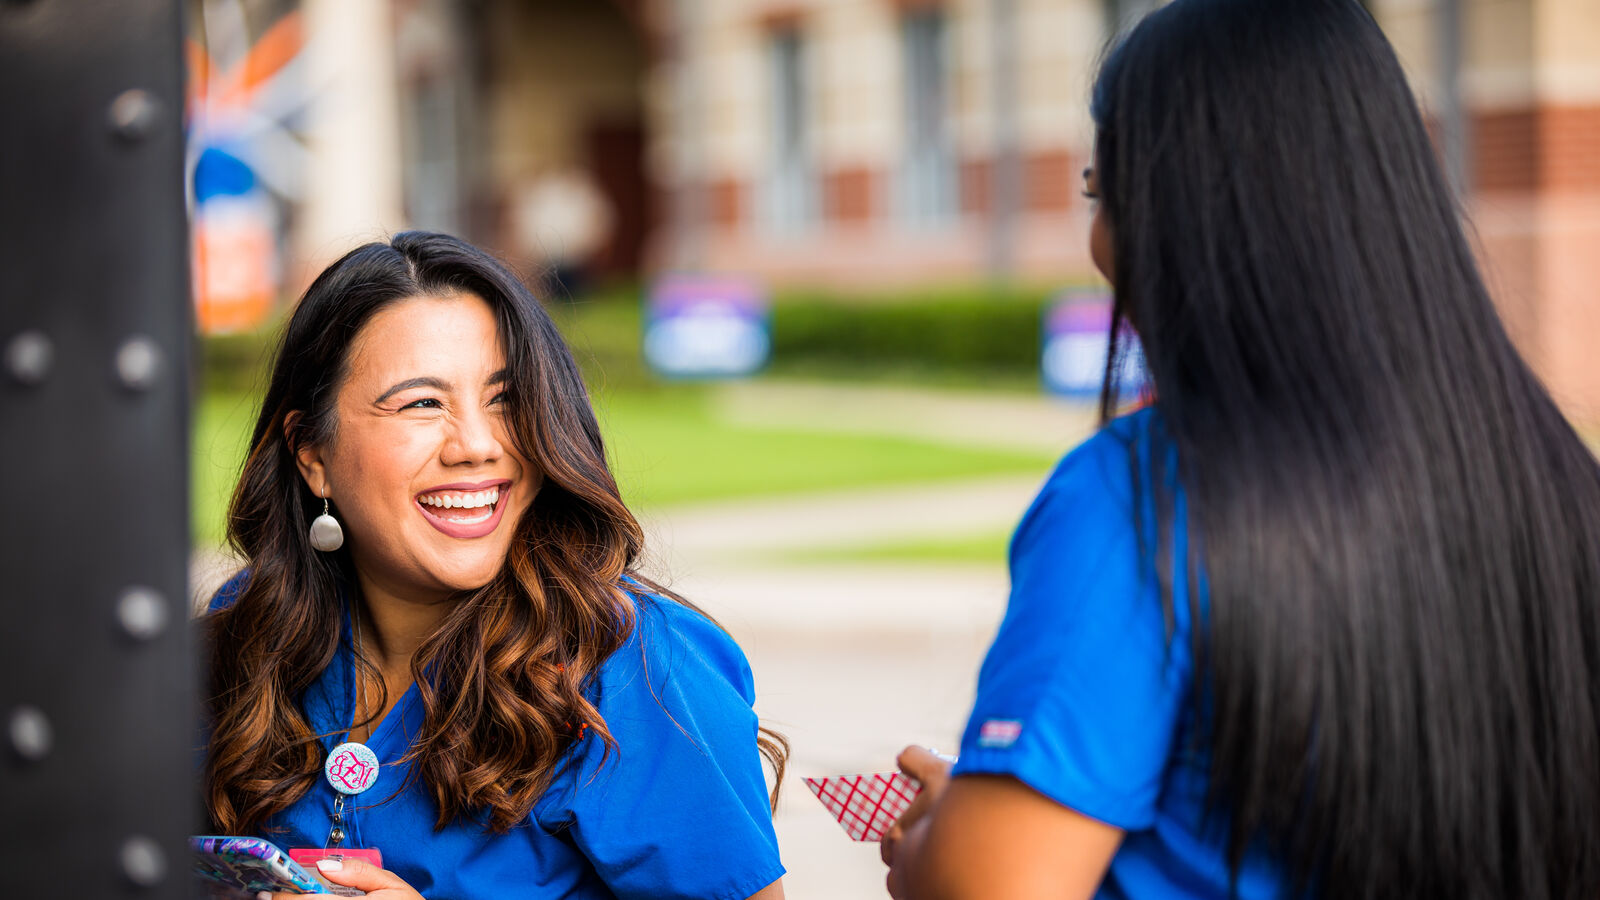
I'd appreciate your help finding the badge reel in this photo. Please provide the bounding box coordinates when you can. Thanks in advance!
[285,740,384,892]
[324,741,380,847]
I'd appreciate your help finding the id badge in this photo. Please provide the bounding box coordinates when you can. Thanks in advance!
[287,848,382,897]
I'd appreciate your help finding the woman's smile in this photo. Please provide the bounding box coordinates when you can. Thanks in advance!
[415,479,513,538]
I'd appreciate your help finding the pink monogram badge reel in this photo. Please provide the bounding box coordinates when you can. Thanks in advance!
[326,741,380,797]
[320,740,380,852]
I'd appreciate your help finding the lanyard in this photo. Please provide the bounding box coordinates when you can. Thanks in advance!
[323,602,380,848]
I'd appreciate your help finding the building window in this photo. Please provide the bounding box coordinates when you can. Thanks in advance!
[763,27,815,230]
[897,7,955,223]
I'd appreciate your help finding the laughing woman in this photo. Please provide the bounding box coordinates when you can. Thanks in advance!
[202,232,786,899]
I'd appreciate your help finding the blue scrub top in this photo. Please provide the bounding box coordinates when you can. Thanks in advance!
[208,577,784,900]
[952,408,1284,899]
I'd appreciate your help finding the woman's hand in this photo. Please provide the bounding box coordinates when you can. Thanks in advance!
[259,856,425,900]
[879,746,1125,900]
[881,745,953,865]
[880,745,954,897]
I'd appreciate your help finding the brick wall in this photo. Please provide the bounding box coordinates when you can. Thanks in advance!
[1475,105,1600,192]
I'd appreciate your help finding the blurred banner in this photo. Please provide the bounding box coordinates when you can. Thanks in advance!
[643,274,771,379]
[188,3,308,334]
[1042,288,1146,399]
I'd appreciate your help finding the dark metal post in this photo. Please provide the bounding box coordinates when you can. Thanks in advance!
[0,1,195,897]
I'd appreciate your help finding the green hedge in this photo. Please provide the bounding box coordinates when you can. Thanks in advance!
[199,283,1082,395]
[768,286,1053,381]
[548,283,1074,390]
[198,321,282,395]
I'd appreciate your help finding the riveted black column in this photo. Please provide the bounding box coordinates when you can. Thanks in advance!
[0,0,194,897]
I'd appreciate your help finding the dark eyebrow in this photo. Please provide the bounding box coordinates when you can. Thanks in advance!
[487,368,508,385]
[375,376,450,405]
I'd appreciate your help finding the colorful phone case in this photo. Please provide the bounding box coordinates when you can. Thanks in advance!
[190,835,325,895]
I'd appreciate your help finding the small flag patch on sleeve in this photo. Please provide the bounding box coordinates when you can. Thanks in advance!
[978,718,1023,748]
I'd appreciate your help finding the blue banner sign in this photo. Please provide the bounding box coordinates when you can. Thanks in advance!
[1042,290,1147,398]
[644,275,771,378]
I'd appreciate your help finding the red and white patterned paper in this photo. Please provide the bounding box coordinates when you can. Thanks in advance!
[804,772,920,842]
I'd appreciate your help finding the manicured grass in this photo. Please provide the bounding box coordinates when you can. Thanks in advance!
[770,530,1014,567]
[593,385,1055,508]
[193,389,260,546]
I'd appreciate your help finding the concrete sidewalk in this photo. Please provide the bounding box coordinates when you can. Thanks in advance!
[714,378,1099,454]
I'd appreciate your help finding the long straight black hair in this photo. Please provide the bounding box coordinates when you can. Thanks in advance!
[1092,1,1600,896]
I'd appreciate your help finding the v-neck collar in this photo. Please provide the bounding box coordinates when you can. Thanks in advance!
[304,595,422,763]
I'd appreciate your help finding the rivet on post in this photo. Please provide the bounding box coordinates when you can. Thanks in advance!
[108,89,160,144]
[114,335,162,391]
[4,331,53,386]
[116,587,169,642]
[119,836,167,887]
[7,706,52,762]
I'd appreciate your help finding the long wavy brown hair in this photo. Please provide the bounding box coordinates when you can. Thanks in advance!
[203,231,787,835]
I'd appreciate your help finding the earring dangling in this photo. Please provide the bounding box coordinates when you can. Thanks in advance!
[309,497,345,552]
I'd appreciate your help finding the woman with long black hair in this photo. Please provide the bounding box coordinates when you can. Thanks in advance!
[881,0,1600,897]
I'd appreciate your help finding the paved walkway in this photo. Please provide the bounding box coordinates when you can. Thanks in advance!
[635,475,1033,631]
[715,378,1099,453]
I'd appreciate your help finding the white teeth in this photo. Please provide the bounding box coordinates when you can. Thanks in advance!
[420,487,502,511]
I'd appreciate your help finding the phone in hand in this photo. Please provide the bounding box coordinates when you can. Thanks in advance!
[190,835,364,897]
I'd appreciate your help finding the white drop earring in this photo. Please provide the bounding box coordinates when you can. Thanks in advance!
[309,496,345,552]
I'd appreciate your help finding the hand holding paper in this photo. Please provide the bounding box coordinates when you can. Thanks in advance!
[805,747,958,844]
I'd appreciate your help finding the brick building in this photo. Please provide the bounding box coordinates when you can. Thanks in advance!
[262,0,1600,418]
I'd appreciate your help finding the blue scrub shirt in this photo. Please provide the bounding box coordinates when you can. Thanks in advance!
[952,409,1284,899]
[208,578,784,900]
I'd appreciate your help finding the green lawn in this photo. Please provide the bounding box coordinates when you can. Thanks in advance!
[193,389,260,547]
[191,382,1056,546]
[593,385,1054,509]
[769,530,1014,567]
